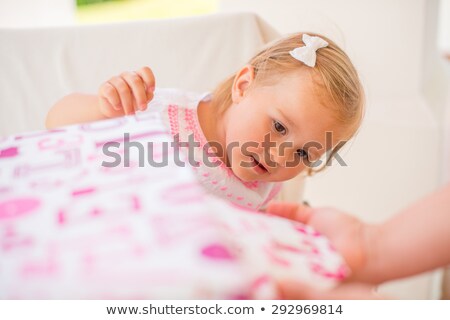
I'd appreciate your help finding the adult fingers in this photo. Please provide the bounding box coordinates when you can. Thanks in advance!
[266,201,314,224]
[279,280,386,300]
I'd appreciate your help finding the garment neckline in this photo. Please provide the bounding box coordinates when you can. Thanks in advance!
[193,92,234,176]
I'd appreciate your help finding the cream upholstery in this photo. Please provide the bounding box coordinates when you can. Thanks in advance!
[0,12,278,136]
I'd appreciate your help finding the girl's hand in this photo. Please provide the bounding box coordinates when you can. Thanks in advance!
[98,66,156,117]
[266,202,376,283]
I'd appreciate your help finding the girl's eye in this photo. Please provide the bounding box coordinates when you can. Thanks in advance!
[273,120,287,135]
[296,149,309,161]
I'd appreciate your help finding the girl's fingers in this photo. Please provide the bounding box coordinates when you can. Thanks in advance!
[108,76,134,115]
[99,97,124,118]
[99,82,121,111]
[136,66,156,103]
[121,71,148,111]
[100,67,156,115]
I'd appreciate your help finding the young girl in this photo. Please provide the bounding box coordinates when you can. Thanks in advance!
[46,33,364,210]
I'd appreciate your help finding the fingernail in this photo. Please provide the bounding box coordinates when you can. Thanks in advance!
[148,85,155,93]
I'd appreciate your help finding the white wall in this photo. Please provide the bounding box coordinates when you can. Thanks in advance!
[0,0,75,28]
[219,0,426,100]
[438,0,450,53]
[438,0,450,183]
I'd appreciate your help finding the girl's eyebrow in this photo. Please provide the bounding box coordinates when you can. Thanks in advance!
[275,107,296,128]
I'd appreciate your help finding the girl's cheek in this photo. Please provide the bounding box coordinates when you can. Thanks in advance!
[287,166,304,179]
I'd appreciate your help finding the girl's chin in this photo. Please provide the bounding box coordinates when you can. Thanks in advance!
[230,166,255,182]
[231,165,268,183]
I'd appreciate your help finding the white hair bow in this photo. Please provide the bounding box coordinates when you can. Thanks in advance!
[289,34,328,67]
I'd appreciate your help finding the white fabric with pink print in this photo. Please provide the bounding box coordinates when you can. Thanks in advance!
[0,107,347,299]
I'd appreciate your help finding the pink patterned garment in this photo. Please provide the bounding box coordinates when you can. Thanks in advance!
[0,107,348,299]
[148,88,282,210]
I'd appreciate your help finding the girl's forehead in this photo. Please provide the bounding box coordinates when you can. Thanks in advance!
[266,70,321,100]
[254,70,341,126]
[252,67,360,145]
[269,84,348,142]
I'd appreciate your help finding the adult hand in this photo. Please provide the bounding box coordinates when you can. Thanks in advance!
[278,280,386,300]
[266,202,376,282]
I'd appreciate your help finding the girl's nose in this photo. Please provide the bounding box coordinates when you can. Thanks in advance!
[267,145,292,168]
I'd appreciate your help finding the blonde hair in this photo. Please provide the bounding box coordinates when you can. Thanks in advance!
[212,32,365,174]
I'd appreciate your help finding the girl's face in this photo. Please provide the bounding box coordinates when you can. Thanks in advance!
[223,67,346,182]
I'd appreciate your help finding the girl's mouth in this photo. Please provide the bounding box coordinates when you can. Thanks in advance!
[250,155,268,174]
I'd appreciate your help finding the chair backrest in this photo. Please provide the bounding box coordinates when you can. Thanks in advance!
[0,12,279,136]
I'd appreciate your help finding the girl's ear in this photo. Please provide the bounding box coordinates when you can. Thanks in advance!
[231,65,255,104]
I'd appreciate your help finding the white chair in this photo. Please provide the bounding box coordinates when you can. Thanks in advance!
[0,12,279,136]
